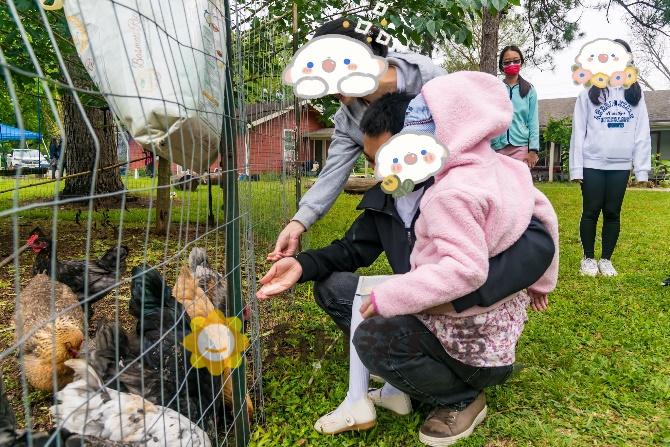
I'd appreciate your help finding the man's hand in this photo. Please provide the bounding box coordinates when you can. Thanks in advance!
[528,290,548,312]
[267,221,306,261]
[360,295,379,319]
[527,151,539,168]
[256,257,303,300]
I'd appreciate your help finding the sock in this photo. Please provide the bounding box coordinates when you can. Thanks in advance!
[344,293,369,405]
[380,382,405,398]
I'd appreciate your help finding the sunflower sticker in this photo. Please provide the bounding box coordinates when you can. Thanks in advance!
[182,309,249,375]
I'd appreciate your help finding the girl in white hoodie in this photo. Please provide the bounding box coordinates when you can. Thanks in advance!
[569,39,651,277]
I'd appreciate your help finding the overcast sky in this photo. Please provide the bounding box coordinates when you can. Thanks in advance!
[520,1,670,99]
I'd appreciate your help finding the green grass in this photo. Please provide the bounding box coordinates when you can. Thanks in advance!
[251,183,670,447]
[1,178,669,445]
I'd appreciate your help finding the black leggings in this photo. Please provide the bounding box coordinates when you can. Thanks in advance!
[580,168,629,260]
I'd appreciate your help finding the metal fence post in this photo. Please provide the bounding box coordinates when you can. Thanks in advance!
[222,0,250,445]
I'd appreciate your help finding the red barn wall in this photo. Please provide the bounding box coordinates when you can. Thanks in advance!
[241,108,324,175]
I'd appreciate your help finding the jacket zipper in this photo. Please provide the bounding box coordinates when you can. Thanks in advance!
[506,84,514,146]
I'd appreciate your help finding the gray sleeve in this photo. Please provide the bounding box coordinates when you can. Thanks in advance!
[292,118,362,229]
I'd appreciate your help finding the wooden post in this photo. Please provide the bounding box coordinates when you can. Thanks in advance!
[156,155,170,234]
[548,142,555,183]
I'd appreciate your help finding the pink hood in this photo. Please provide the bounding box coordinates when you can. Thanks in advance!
[372,72,559,319]
[426,71,513,178]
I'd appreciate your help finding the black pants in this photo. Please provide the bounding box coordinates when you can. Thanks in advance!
[580,168,630,260]
[314,272,513,408]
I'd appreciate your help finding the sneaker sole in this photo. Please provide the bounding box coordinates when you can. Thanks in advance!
[418,405,487,447]
[316,420,376,435]
[580,271,598,277]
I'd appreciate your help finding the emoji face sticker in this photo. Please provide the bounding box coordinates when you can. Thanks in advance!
[182,309,249,375]
[375,132,449,198]
[571,39,638,89]
[282,35,388,99]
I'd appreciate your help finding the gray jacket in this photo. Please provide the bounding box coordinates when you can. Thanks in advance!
[293,51,446,229]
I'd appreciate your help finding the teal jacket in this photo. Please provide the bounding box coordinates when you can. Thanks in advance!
[491,83,540,151]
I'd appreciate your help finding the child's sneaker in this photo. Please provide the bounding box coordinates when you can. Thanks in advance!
[598,259,618,277]
[314,397,376,435]
[580,258,599,277]
[368,387,412,416]
[662,276,670,287]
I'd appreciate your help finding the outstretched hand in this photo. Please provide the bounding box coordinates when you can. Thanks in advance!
[267,221,306,261]
[256,257,303,300]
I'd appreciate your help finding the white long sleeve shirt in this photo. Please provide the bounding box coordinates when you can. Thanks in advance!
[569,87,652,181]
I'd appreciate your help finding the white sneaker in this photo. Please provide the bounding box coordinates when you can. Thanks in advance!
[598,259,618,277]
[580,258,599,277]
[368,387,412,416]
[314,398,376,435]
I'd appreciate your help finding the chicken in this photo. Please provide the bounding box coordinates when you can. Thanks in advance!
[92,265,225,427]
[173,265,216,317]
[15,274,84,391]
[50,359,211,447]
[188,247,227,308]
[172,262,254,418]
[0,370,133,446]
[27,228,129,315]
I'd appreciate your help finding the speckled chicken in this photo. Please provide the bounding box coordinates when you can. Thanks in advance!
[50,359,211,447]
[15,274,84,391]
[173,261,255,418]
[188,247,227,309]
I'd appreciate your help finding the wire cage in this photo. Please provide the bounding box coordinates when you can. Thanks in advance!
[0,0,308,445]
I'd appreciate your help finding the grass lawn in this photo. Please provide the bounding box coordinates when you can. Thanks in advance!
[251,183,670,447]
[1,178,669,446]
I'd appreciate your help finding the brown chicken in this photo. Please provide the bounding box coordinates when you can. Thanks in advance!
[173,264,254,418]
[15,274,84,391]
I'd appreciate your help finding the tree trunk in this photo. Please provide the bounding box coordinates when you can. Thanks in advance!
[61,96,124,197]
[479,8,501,75]
[155,156,171,235]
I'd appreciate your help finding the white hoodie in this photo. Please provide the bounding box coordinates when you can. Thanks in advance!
[569,87,651,181]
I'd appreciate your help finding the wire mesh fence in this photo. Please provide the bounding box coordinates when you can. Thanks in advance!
[0,0,312,445]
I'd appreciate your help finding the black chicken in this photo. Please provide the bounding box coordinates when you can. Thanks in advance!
[27,228,129,314]
[91,265,224,427]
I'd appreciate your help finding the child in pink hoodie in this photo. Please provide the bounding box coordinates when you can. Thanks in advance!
[312,72,559,444]
[368,72,559,332]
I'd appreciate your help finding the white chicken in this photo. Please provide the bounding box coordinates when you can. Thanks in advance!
[50,359,211,447]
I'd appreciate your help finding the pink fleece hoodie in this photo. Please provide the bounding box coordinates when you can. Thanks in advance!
[372,72,559,318]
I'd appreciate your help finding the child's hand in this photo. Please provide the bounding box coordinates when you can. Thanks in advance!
[360,295,379,319]
[528,290,548,312]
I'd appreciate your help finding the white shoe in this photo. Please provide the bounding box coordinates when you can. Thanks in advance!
[368,388,412,416]
[314,398,376,435]
[580,258,599,277]
[598,259,618,277]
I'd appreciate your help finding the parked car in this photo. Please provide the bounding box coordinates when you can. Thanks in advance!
[8,149,49,170]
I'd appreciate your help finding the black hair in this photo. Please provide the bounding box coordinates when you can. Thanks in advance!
[313,17,389,58]
[498,45,533,98]
[587,39,642,106]
[360,92,414,137]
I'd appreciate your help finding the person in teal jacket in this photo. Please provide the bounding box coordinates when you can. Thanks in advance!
[491,45,540,168]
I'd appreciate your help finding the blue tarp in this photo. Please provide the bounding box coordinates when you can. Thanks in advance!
[0,123,42,142]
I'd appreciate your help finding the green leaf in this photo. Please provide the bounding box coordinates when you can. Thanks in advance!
[426,20,437,38]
